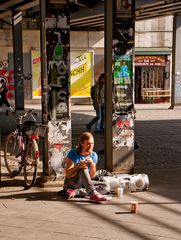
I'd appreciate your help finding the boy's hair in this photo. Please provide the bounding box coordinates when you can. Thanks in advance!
[77,132,94,152]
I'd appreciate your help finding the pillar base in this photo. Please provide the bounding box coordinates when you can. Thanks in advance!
[113,146,134,173]
[36,174,64,188]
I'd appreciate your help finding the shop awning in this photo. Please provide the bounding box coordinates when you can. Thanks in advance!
[135,47,172,55]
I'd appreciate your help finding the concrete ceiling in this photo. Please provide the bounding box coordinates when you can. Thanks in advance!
[135,0,181,21]
[0,0,181,30]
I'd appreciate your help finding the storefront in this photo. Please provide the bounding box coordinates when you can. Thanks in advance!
[135,54,171,103]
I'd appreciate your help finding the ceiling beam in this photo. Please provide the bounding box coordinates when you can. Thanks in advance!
[136,0,181,20]
[139,1,181,13]
[71,16,103,25]
[71,20,104,27]
[0,0,24,10]
[70,13,103,23]
[136,6,181,18]
[0,0,39,19]
[17,0,39,11]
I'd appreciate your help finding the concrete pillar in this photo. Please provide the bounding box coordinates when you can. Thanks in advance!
[171,15,181,107]
[39,0,71,182]
[12,11,24,110]
[111,0,135,173]
[105,0,113,171]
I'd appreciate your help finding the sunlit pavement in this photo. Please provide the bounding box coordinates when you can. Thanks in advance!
[0,103,181,240]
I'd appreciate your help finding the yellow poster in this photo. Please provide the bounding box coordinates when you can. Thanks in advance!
[31,50,41,99]
[31,50,93,98]
[70,52,93,97]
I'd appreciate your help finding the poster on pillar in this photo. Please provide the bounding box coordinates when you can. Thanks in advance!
[112,0,135,172]
[113,55,132,110]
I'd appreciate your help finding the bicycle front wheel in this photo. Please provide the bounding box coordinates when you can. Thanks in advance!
[4,133,23,177]
[24,139,39,189]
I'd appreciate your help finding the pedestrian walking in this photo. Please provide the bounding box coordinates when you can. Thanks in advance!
[86,74,104,133]
[98,73,105,135]
[0,78,13,112]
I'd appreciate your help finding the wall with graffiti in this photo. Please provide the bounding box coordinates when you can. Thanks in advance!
[0,59,14,100]
[0,54,33,102]
[45,2,71,177]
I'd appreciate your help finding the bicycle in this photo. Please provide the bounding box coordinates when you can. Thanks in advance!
[4,109,40,189]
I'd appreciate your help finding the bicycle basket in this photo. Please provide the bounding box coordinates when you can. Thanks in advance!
[22,121,36,135]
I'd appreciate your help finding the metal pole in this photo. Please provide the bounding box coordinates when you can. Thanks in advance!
[105,0,113,171]
[39,0,49,176]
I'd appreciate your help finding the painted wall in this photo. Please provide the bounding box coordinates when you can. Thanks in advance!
[0,16,174,58]
[135,16,173,48]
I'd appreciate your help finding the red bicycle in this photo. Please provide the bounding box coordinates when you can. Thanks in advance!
[4,109,40,189]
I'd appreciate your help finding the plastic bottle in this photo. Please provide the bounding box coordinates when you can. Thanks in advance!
[53,32,63,61]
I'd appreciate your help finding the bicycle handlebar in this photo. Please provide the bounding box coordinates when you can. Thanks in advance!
[6,109,39,124]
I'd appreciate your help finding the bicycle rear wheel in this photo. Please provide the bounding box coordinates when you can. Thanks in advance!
[24,139,39,189]
[4,133,23,177]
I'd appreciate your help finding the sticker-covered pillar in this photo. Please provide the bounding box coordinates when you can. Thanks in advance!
[12,11,24,110]
[40,0,71,181]
[105,0,135,173]
[112,0,135,172]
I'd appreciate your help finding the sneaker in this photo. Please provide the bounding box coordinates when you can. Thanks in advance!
[94,130,100,134]
[86,124,91,132]
[90,191,108,202]
[66,189,77,200]
[9,106,14,112]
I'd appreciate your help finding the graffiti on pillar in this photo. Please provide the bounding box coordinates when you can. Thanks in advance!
[15,57,24,88]
[0,60,8,70]
[48,120,71,176]
[113,21,134,57]
[45,13,67,29]
[47,28,70,120]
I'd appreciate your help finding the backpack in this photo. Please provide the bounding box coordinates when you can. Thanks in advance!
[90,84,96,102]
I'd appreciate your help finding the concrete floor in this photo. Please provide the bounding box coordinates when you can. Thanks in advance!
[0,103,181,240]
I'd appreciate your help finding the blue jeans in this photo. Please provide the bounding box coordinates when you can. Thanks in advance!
[100,104,104,132]
[87,104,101,131]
